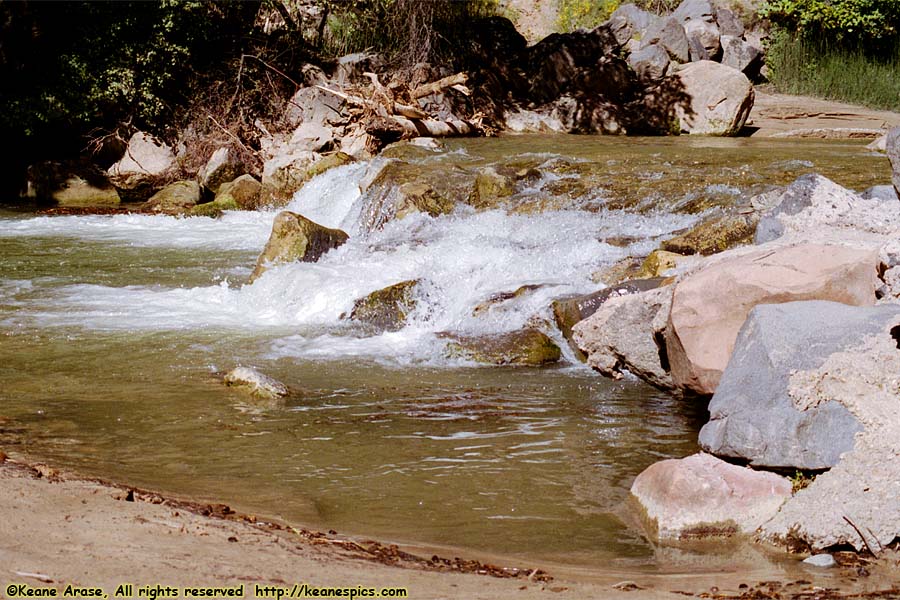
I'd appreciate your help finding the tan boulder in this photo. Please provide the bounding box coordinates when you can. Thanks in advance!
[672,61,754,135]
[215,174,263,210]
[631,452,792,542]
[142,180,200,214]
[666,243,879,396]
[249,211,349,283]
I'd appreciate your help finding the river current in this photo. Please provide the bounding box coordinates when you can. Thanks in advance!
[0,134,889,571]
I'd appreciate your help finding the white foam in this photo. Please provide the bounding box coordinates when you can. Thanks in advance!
[2,160,698,364]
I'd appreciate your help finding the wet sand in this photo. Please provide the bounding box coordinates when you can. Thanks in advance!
[2,452,899,600]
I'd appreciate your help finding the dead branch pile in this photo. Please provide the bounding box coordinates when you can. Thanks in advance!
[314,71,484,150]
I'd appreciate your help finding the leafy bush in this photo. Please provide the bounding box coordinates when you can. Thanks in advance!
[557,0,620,32]
[761,0,900,47]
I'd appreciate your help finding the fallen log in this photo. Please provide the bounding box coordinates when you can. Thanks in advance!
[314,85,427,119]
[411,73,469,99]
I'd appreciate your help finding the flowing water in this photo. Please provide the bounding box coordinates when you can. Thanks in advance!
[0,135,890,571]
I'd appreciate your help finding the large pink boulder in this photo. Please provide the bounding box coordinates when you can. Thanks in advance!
[631,453,792,541]
[665,243,878,396]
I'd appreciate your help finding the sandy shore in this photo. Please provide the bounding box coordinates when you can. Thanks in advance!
[2,452,899,600]
[748,89,900,138]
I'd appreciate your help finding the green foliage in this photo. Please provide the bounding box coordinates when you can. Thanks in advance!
[0,1,259,144]
[557,0,620,32]
[790,469,816,494]
[761,0,900,46]
[765,29,900,111]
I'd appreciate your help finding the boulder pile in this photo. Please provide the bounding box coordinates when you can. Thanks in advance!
[567,167,900,552]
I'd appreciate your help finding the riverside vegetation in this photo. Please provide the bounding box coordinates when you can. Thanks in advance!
[2,0,900,593]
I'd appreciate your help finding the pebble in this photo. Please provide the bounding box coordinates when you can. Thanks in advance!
[803,554,836,568]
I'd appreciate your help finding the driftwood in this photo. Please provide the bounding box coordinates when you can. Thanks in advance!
[315,83,476,141]
[313,71,479,151]
[410,73,470,99]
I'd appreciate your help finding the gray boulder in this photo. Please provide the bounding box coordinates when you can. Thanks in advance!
[572,285,674,390]
[759,307,900,551]
[715,7,745,37]
[699,301,900,469]
[198,147,245,194]
[107,131,176,201]
[552,278,666,356]
[285,86,345,130]
[886,126,900,200]
[754,173,900,243]
[672,0,715,22]
[610,3,655,33]
[860,184,898,203]
[642,17,690,63]
[684,18,721,60]
[721,35,762,75]
[628,43,670,80]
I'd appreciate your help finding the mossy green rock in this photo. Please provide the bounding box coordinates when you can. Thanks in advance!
[472,284,544,316]
[467,166,516,210]
[349,280,420,332]
[189,196,239,218]
[395,182,456,220]
[305,151,353,180]
[637,249,689,278]
[215,174,263,210]
[445,328,561,366]
[249,211,349,283]
[661,213,758,256]
[143,180,200,214]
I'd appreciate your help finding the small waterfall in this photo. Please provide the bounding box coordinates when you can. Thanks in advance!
[0,147,701,365]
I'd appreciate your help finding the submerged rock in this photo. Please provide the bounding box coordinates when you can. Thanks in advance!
[665,243,878,396]
[223,366,288,400]
[473,284,545,316]
[573,285,674,389]
[803,555,836,568]
[249,211,349,283]
[661,212,757,255]
[631,452,792,542]
[188,195,238,218]
[637,249,690,278]
[349,280,420,332]
[700,301,900,470]
[445,329,561,366]
[142,180,200,214]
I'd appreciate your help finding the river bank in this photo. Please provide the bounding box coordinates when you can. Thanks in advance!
[2,452,899,599]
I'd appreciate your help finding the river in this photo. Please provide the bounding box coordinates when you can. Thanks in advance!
[0,134,890,572]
